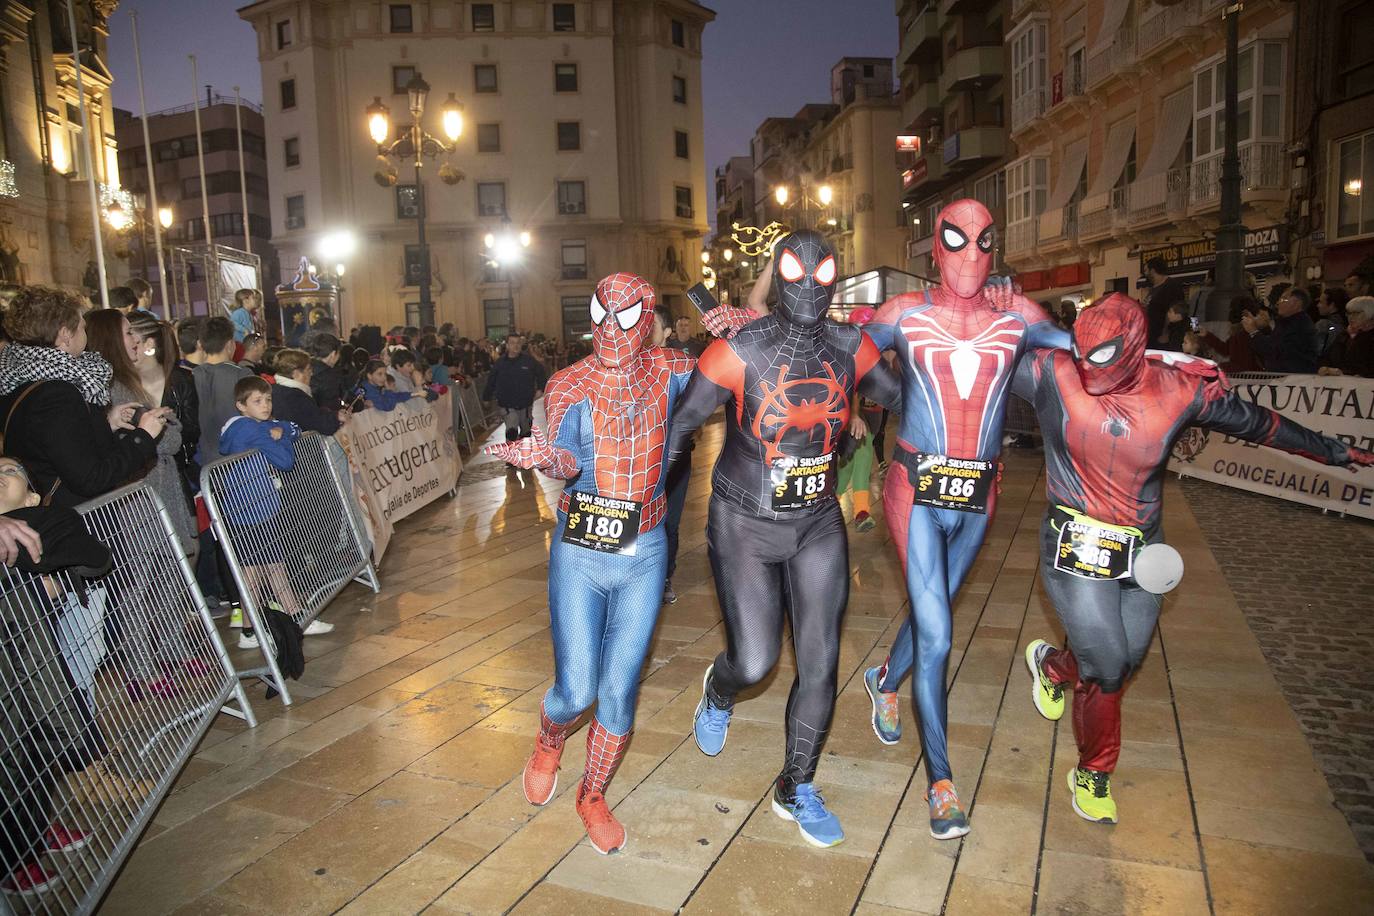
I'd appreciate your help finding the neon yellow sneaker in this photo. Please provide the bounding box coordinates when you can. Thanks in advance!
[1068,768,1118,824]
[1025,639,1065,721]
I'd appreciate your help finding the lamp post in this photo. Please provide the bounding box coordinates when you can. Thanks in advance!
[771,180,834,228]
[106,196,175,293]
[366,73,465,328]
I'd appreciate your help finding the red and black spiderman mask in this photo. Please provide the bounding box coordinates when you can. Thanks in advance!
[589,272,656,369]
[934,199,996,299]
[1071,293,1147,395]
[773,230,838,328]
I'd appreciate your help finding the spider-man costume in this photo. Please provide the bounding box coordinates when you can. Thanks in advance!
[861,199,1068,833]
[1016,293,1374,821]
[665,230,901,844]
[485,272,751,855]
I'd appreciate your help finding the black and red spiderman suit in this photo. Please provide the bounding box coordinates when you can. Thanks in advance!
[1014,293,1374,776]
[665,230,902,799]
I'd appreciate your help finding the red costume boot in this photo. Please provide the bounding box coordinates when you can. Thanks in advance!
[576,719,630,854]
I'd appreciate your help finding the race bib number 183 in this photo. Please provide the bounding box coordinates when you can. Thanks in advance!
[770,453,836,511]
[562,492,642,555]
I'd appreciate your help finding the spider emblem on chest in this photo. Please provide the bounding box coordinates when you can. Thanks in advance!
[1102,415,1131,439]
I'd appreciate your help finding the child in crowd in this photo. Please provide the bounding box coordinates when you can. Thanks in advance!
[356,359,429,411]
[219,377,332,649]
[270,349,345,435]
[387,348,421,393]
[193,316,251,465]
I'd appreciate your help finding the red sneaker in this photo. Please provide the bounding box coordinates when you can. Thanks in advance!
[44,823,89,853]
[576,788,626,855]
[2,862,56,896]
[522,734,564,806]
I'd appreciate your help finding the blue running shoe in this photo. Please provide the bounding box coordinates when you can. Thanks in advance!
[864,665,902,745]
[693,664,731,756]
[771,782,845,848]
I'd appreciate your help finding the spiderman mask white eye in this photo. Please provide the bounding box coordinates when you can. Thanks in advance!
[589,294,607,325]
[614,300,644,330]
[941,223,968,251]
[778,249,805,282]
[977,228,994,252]
[1087,343,1119,365]
[813,255,836,285]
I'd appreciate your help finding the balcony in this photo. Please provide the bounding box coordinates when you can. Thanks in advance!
[1037,202,1078,252]
[1005,218,1038,261]
[939,45,1004,97]
[902,81,942,128]
[900,7,941,65]
[1188,142,1288,211]
[1010,0,1047,22]
[1126,166,1191,227]
[940,126,1006,173]
[1077,187,1129,242]
[1085,25,1137,89]
[1011,88,1047,133]
[1136,0,1202,59]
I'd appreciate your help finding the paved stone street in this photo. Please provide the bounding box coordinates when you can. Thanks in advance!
[1179,477,1374,863]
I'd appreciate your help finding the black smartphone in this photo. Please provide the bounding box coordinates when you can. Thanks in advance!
[130,405,149,426]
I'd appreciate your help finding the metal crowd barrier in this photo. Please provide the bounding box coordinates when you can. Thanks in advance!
[1,483,252,915]
[200,432,380,706]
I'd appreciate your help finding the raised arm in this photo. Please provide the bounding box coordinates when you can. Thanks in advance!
[1194,387,1373,467]
[667,339,741,467]
[854,332,901,413]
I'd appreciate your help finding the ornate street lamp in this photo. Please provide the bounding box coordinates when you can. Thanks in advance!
[366,72,465,327]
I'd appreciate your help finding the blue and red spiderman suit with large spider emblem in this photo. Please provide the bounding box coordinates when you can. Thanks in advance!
[861,199,1069,833]
[485,272,752,855]
[1014,294,1374,817]
[665,230,902,836]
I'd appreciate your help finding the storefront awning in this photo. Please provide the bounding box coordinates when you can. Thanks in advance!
[1046,138,1089,211]
[1082,119,1137,208]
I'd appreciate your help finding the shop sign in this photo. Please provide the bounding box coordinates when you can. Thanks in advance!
[942,132,961,165]
[1138,225,1288,275]
[896,135,921,153]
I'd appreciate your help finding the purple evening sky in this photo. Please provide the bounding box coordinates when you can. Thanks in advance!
[106,0,897,228]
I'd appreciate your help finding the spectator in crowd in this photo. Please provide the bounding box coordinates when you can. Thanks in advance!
[388,348,421,393]
[1195,296,1262,372]
[0,281,23,311]
[356,359,419,411]
[228,289,260,343]
[84,310,195,554]
[1265,281,1292,314]
[193,316,251,465]
[0,286,166,508]
[1161,302,1189,351]
[175,317,205,370]
[1315,287,1350,361]
[1344,270,1372,301]
[220,376,332,648]
[308,334,349,409]
[1319,296,1374,378]
[238,332,268,375]
[106,286,139,314]
[271,349,344,435]
[126,277,154,315]
[1187,268,1214,321]
[664,315,706,358]
[1144,257,1186,347]
[483,333,546,441]
[425,347,452,386]
[1244,287,1319,373]
[127,311,199,504]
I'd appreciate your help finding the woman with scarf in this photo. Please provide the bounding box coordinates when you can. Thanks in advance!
[0,286,167,508]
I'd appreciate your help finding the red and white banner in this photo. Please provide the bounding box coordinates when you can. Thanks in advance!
[1169,374,1374,520]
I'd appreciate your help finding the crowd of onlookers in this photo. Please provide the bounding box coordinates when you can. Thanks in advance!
[1044,261,1374,378]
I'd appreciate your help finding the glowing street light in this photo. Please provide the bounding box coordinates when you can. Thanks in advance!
[157,206,174,229]
[366,97,391,145]
[318,229,358,263]
[774,185,789,207]
[485,228,533,266]
[441,93,464,142]
[105,201,130,231]
[723,248,733,262]
[701,251,711,264]
[817,184,834,206]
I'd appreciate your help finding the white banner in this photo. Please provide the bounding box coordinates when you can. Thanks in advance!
[334,393,462,560]
[1169,374,1374,520]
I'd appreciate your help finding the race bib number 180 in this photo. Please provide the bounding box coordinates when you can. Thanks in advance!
[562,492,642,555]
[770,453,836,511]
[912,454,995,514]
[1054,520,1135,580]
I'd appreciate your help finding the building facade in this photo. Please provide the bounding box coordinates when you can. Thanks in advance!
[0,0,128,293]
[1002,0,1293,307]
[710,154,754,306]
[114,95,278,316]
[895,0,1011,284]
[237,0,715,341]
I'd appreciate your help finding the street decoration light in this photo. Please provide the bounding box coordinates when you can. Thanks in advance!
[157,206,173,229]
[365,72,465,327]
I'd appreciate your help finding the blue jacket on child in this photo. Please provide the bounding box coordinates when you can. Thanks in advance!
[356,381,415,412]
[219,415,300,528]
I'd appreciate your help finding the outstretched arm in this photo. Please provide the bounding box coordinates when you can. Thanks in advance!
[1195,389,1374,468]
[854,333,901,413]
[484,374,580,477]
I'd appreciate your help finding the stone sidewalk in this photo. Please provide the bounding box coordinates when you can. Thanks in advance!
[99,423,1373,915]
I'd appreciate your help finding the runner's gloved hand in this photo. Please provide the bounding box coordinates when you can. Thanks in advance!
[484,426,578,477]
[701,304,756,340]
[1347,446,1374,469]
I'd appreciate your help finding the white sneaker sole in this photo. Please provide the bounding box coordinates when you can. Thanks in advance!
[863,670,901,746]
[1067,769,1118,824]
[929,821,971,840]
[771,798,845,848]
[693,665,727,757]
[1025,641,1063,722]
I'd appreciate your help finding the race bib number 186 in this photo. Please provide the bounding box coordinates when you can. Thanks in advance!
[770,453,836,511]
[562,492,642,555]
[912,454,995,514]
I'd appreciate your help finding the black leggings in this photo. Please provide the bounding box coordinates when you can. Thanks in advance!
[706,497,849,794]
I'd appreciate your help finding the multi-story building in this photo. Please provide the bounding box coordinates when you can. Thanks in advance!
[114,94,278,316]
[1002,0,1294,308]
[237,0,715,341]
[1291,0,1374,285]
[0,0,128,293]
[895,0,1010,283]
[710,154,754,305]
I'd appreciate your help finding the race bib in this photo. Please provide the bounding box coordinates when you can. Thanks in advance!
[1053,519,1136,580]
[911,454,995,514]
[562,492,642,555]
[769,453,836,511]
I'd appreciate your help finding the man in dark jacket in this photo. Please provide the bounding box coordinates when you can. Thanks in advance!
[1245,287,1319,374]
[482,334,546,441]
[307,334,350,409]
[1144,257,1187,347]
